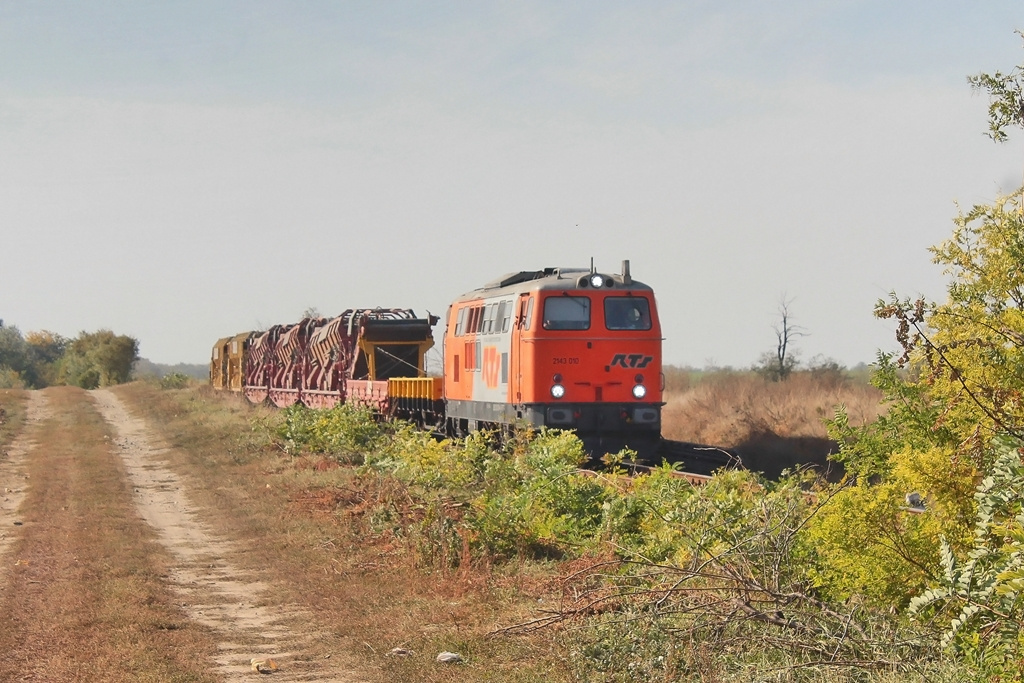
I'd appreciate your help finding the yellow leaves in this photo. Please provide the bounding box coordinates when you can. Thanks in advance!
[804,439,986,607]
[670,545,693,568]
[805,475,947,607]
[807,454,977,610]
[890,445,977,536]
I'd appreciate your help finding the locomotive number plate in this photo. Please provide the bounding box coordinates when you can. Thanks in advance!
[552,357,580,365]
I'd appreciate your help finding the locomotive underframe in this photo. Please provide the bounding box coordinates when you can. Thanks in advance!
[445,398,663,458]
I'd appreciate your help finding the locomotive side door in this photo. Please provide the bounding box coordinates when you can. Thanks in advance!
[511,293,534,405]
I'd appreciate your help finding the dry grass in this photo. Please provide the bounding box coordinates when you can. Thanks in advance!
[662,370,883,478]
[93,375,884,678]
[0,387,219,682]
[112,381,569,682]
[0,388,26,450]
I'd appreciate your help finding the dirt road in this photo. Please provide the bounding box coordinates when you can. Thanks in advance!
[0,388,366,682]
[0,391,46,582]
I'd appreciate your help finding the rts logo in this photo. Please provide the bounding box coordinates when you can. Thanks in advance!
[610,353,654,369]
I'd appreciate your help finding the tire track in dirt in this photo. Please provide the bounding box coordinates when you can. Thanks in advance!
[91,389,365,682]
[0,392,50,582]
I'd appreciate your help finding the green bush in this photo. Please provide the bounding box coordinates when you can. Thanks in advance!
[0,367,24,389]
[276,404,610,561]
[159,372,190,390]
[60,330,139,388]
[277,402,387,462]
[365,424,607,560]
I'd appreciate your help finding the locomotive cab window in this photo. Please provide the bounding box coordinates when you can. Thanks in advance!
[543,296,591,330]
[605,297,652,331]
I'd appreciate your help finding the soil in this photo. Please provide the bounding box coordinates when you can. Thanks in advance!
[90,388,366,682]
[0,391,48,580]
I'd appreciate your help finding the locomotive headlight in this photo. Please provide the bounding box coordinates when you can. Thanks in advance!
[632,384,647,399]
[590,274,604,288]
[550,384,566,399]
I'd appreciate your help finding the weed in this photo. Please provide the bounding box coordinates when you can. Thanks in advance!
[159,372,190,390]
[0,389,26,448]
[278,402,387,462]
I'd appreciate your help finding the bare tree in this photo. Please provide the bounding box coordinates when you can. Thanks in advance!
[758,295,807,381]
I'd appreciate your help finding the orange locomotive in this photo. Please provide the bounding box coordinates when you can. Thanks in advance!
[443,260,663,457]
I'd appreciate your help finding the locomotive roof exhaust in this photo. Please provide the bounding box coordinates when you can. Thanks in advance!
[622,259,632,285]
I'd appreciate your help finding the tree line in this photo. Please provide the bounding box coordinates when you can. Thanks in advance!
[0,321,139,390]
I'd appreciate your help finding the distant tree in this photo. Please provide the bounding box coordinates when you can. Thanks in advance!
[755,296,805,381]
[0,322,29,388]
[301,306,321,320]
[60,330,139,389]
[806,355,848,389]
[24,330,67,388]
[133,359,208,380]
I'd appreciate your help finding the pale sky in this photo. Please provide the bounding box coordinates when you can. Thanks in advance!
[2,2,1023,367]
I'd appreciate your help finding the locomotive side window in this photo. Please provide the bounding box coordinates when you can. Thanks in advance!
[483,303,497,334]
[605,297,652,331]
[495,301,507,333]
[543,296,591,330]
[455,307,467,336]
[500,301,512,332]
[524,297,534,330]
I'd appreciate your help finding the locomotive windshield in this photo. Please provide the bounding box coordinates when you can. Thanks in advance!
[542,296,591,330]
[605,297,651,331]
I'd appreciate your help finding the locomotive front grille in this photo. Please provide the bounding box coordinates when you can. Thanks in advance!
[542,403,661,432]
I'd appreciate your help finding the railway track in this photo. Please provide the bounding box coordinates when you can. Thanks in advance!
[654,439,742,476]
[621,440,925,516]
[587,438,742,486]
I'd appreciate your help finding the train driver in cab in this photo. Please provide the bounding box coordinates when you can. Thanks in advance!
[606,298,651,331]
